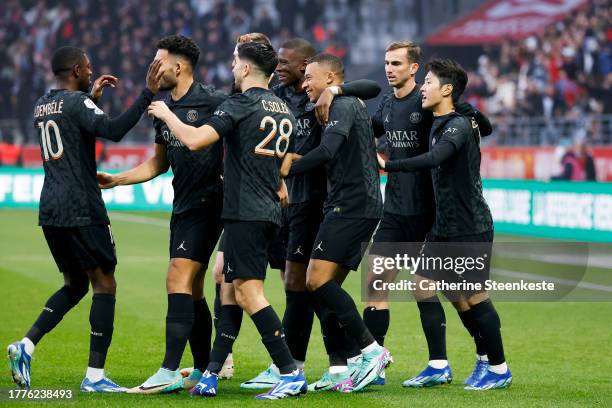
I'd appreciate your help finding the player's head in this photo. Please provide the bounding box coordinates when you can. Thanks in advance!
[51,46,91,92]
[155,35,200,91]
[276,38,317,87]
[420,58,467,110]
[303,53,344,102]
[385,41,420,88]
[233,32,272,68]
[232,42,278,91]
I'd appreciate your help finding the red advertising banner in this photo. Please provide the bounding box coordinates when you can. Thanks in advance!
[481,146,612,181]
[427,0,588,46]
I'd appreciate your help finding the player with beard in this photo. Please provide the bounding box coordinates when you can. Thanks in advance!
[241,38,382,390]
[97,35,226,394]
[378,58,511,390]
[317,41,492,387]
[7,46,162,392]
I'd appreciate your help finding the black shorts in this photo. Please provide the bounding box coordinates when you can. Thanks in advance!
[370,212,434,257]
[311,216,380,271]
[286,200,324,264]
[417,230,494,296]
[218,210,287,272]
[222,220,279,283]
[170,202,223,265]
[42,224,117,274]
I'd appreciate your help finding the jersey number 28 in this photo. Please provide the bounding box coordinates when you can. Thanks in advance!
[37,120,64,161]
[255,116,292,158]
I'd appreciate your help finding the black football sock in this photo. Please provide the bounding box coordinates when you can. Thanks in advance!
[282,290,314,362]
[190,298,213,371]
[88,293,116,369]
[26,285,87,344]
[162,293,194,371]
[470,299,505,365]
[319,306,347,366]
[363,307,390,346]
[343,330,362,360]
[213,283,221,330]
[314,281,375,349]
[251,306,297,375]
[208,305,242,374]
[417,296,447,360]
[458,308,487,356]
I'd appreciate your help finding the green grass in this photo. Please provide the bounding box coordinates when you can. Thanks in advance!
[0,209,611,407]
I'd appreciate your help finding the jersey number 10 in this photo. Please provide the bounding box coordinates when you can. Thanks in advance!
[37,120,64,161]
[255,116,292,158]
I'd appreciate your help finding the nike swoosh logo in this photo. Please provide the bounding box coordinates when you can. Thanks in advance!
[314,384,329,391]
[137,384,171,391]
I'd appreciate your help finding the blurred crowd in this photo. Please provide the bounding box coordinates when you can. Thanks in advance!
[0,0,354,142]
[464,0,612,145]
[1,0,611,146]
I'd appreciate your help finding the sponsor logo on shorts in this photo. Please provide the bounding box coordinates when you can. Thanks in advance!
[314,241,324,252]
[177,241,188,251]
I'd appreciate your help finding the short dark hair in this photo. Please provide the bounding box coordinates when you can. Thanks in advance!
[51,46,86,77]
[157,35,200,68]
[237,42,278,77]
[386,41,421,64]
[280,38,317,59]
[425,58,467,103]
[307,53,344,79]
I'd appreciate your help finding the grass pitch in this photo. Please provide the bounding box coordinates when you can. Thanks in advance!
[0,209,611,407]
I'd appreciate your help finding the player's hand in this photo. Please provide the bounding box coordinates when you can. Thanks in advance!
[148,101,171,121]
[377,153,386,170]
[277,179,289,208]
[90,75,118,102]
[146,59,164,94]
[315,87,336,125]
[97,171,118,189]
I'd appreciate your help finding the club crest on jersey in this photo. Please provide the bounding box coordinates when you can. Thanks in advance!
[84,98,103,115]
[186,110,198,122]
[410,112,422,124]
[305,102,315,112]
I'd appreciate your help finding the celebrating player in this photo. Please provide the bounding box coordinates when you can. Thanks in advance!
[286,53,391,392]
[97,35,226,393]
[148,42,307,400]
[378,58,512,390]
[7,46,162,392]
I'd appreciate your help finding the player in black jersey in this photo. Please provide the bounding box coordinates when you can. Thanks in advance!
[379,58,511,390]
[7,46,162,392]
[241,38,383,390]
[97,35,226,394]
[317,41,492,386]
[148,42,307,400]
[285,53,391,392]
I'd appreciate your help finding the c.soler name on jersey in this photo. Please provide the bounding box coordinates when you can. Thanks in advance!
[261,99,290,114]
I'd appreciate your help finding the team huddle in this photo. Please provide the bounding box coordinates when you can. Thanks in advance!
[8,32,511,400]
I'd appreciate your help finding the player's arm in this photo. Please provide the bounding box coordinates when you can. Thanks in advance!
[455,102,493,136]
[371,97,386,138]
[288,101,353,176]
[77,60,163,142]
[98,143,170,188]
[147,101,220,151]
[381,119,468,172]
[315,79,381,124]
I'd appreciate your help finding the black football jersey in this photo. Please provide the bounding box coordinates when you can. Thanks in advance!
[34,89,151,226]
[154,82,227,213]
[323,96,383,219]
[207,87,297,226]
[428,112,493,237]
[272,84,326,204]
[372,86,435,215]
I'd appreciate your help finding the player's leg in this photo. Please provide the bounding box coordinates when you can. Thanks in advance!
[459,231,511,390]
[8,264,88,389]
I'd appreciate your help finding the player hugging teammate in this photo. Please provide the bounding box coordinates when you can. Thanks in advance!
[11,31,509,398]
